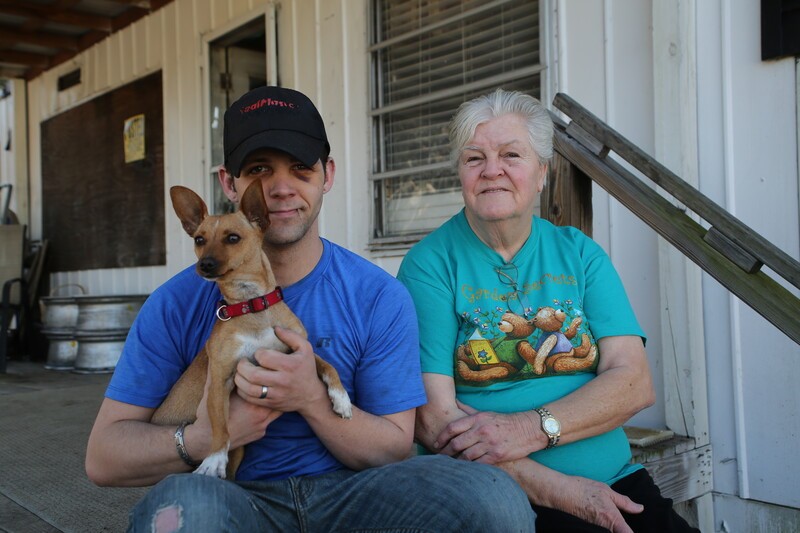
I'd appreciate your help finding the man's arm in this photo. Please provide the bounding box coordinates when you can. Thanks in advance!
[86,399,192,487]
[86,375,280,487]
[235,327,416,470]
[418,373,643,533]
[434,335,655,461]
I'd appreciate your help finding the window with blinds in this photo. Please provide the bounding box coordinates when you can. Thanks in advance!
[369,0,543,244]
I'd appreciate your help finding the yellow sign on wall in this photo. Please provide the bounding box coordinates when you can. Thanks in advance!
[123,114,145,163]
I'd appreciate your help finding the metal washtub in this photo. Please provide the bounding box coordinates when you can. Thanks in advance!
[41,327,79,370]
[41,295,80,329]
[71,294,148,374]
[39,285,85,370]
[73,328,131,374]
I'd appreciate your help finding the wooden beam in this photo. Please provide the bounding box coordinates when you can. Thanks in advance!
[0,26,79,51]
[0,50,51,68]
[704,227,763,274]
[78,30,108,50]
[51,0,82,10]
[104,0,153,6]
[553,125,800,345]
[542,150,593,236]
[24,67,44,81]
[0,3,112,33]
[111,6,150,31]
[44,11,113,33]
[639,444,713,504]
[554,93,800,290]
[0,65,27,79]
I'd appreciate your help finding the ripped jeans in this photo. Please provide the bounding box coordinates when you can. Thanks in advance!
[127,454,535,533]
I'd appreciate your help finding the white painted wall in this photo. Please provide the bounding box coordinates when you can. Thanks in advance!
[695,0,800,512]
[556,0,665,430]
[559,0,800,519]
[0,80,29,227]
[26,0,373,297]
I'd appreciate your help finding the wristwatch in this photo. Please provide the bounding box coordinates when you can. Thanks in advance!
[534,407,561,448]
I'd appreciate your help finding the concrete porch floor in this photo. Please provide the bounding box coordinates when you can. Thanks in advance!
[0,360,145,532]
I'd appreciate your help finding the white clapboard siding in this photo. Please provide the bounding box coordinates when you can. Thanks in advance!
[26,0,372,297]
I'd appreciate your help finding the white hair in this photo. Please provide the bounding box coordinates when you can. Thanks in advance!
[448,89,554,168]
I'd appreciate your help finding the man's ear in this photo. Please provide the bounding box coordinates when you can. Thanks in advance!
[218,166,238,202]
[322,158,336,193]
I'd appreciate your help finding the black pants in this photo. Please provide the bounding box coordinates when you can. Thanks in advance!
[532,468,701,532]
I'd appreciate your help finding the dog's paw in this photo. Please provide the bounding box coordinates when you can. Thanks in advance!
[329,388,353,419]
[193,450,229,478]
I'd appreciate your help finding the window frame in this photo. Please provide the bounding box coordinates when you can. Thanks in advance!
[368,0,546,249]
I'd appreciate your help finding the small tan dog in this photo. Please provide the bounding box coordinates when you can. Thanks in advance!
[151,181,352,479]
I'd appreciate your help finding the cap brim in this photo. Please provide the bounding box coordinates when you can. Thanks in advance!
[226,130,326,177]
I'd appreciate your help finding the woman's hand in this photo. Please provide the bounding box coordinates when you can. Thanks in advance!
[432,400,544,463]
[503,458,643,533]
[548,474,643,533]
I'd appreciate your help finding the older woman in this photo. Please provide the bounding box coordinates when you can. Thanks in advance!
[398,89,698,533]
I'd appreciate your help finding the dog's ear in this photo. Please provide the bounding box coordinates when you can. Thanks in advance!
[239,181,270,232]
[170,186,208,236]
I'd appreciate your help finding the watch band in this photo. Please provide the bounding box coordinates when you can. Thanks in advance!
[174,421,201,467]
[534,407,561,449]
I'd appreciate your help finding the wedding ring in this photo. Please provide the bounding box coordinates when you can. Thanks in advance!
[259,385,269,399]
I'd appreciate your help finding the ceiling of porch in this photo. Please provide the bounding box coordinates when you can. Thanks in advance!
[0,0,174,81]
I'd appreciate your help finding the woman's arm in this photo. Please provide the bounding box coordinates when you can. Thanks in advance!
[433,335,654,460]
[545,335,654,442]
[418,373,642,533]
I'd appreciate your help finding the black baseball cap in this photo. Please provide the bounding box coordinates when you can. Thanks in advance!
[223,86,330,177]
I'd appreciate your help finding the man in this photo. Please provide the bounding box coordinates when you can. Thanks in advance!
[86,86,535,532]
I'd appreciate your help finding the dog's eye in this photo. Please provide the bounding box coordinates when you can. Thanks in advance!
[194,236,205,246]
[226,234,241,244]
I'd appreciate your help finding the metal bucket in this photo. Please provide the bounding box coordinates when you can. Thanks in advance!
[40,297,80,329]
[75,294,148,331]
[72,328,129,374]
[39,284,87,329]
[41,327,79,370]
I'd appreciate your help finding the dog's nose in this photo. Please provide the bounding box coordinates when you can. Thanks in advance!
[198,257,218,276]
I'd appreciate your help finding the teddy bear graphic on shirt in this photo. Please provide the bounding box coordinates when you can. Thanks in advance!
[455,304,598,385]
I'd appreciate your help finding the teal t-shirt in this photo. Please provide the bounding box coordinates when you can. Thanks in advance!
[398,210,646,484]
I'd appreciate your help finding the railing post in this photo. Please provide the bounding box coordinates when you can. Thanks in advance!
[542,150,593,236]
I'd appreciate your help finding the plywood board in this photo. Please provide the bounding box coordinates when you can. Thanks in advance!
[41,71,165,272]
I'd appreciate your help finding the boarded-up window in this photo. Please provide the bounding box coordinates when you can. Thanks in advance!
[41,71,165,272]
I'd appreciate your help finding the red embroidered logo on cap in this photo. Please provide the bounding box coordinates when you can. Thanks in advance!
[240,98,297,114]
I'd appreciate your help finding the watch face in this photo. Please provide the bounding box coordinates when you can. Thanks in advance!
[543,417,560,434]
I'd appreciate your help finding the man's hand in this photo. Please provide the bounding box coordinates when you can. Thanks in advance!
[234,326,328,417]
[432,400,543,463]
[194,364,282,453]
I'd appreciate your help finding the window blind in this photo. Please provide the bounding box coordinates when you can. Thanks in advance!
[370,0,542,241]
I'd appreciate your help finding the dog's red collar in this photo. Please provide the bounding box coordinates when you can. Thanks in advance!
[216,287,283,321]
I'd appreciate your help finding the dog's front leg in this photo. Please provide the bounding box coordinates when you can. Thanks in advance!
[315,356,353,419]
[193,355,235,478]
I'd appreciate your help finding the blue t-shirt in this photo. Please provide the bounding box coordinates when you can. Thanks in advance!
[397,210,646,484]
[107,238,425,481]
